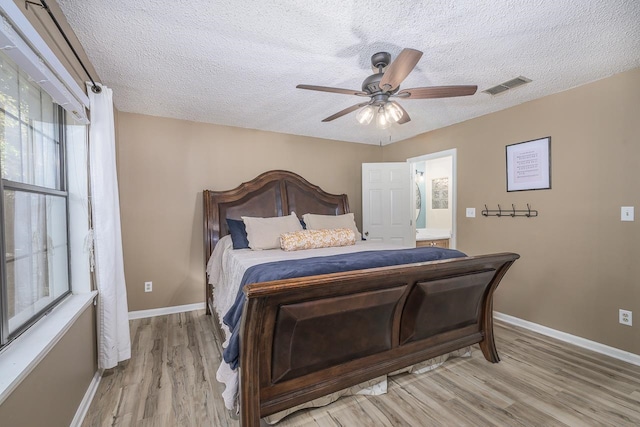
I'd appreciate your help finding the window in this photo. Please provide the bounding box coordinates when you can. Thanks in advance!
[0,50,71,346]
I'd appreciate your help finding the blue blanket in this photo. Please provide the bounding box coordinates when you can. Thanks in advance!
[222,246,466,369]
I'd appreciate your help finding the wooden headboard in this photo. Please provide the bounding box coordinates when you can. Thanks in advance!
[203,169,350,269]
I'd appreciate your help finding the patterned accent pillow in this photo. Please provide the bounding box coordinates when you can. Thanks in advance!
[280,228,356,252]
[302,213,362,240]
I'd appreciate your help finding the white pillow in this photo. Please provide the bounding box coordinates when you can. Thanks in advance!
[242,212,302,250]
[302,212,362,240]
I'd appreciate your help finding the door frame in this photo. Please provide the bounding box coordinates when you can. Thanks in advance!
[407,149,457,249]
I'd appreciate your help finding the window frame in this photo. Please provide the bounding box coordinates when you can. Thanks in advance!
[0,67,73,347]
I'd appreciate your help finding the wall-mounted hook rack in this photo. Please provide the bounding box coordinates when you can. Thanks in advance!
[482,204,538,218]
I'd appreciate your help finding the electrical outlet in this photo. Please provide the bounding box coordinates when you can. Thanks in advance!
[619,309,632,326]
[466,208,476,218]
[144,281,153,293]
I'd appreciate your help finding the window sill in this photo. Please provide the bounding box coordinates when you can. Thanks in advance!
[0,290,97,405]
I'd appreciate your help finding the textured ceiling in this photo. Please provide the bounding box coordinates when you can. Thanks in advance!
[57,0,640,145]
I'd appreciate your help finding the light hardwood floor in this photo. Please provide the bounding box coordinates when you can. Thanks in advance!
[82,311,640,426]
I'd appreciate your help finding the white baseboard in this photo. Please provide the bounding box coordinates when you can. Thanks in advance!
[494,311,640,367]
[70,369,102,427]
[128,302,205,320]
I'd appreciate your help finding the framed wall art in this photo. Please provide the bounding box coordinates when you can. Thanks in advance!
[506,137,551,192]
[431,177,449,209]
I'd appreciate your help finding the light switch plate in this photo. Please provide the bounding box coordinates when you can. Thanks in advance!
[621,206,634,222]
[466,208,476,218]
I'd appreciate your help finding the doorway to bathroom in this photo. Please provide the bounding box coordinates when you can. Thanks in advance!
[408,149,457,248]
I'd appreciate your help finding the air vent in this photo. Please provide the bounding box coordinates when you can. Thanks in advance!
[484,85,510,96]
[483,76,532,96]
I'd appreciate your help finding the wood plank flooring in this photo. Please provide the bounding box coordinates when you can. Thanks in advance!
[82,310,640,426]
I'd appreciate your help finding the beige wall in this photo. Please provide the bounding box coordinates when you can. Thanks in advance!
[118,69,640,356]
[0,306,97,426]
[116,113,382,311]
[383,68,640,355]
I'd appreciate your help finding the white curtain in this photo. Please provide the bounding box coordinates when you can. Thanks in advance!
[87,83,131,369]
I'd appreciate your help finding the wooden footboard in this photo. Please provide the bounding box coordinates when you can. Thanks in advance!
[238,252,519,426]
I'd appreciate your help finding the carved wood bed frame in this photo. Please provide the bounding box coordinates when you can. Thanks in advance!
[203,170,519,426]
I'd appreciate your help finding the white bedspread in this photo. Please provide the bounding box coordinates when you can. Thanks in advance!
[206,236,470,422]
[206,236,409,343]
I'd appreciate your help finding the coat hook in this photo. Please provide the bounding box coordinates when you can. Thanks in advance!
[481,202,537,217]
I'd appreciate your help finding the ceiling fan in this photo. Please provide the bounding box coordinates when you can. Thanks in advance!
[296,48,477,128]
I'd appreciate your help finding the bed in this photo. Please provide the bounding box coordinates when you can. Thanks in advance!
[203,170,519,426]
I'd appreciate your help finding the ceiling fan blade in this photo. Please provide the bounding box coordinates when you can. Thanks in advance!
[396,85,478,99]
[390,102,411,124]
[379,48,423,92]
[296,84,369,97]
[322,102,370,122]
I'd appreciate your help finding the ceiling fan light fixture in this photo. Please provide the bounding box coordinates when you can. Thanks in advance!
[297,48,475,127]
[356,105,375,125]
[384,102,403,123]
[376,106,391,129]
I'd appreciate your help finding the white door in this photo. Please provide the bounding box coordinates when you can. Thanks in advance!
[362,163,415,246]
